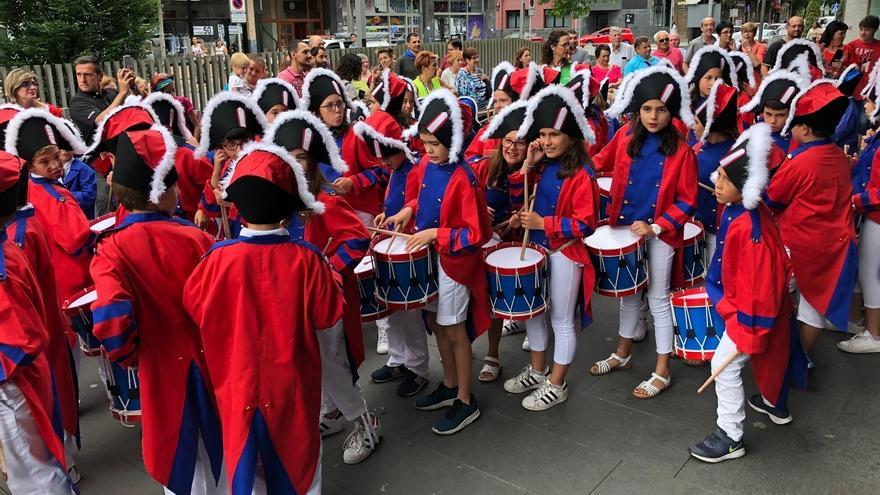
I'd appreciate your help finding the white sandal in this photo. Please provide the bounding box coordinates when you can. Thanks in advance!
[590,352,632,376]
[632,372,672,399]
[478,356,501,383]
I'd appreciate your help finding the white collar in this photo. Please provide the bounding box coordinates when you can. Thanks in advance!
[239,227,289,237]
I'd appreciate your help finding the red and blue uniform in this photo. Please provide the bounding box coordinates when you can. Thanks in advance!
[852,132,880,200]
[471,157,525,231]
[766,139,859,330]
[694,139,735,234]
[832,97,861,155]
[463,126,501,161]
[173,138,214,221]
[338,127,388,216]
[852,145,880,220]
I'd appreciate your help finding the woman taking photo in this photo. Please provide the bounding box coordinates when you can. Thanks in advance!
[821,21,856,79]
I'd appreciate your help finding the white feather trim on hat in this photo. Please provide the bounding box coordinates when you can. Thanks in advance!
[523,62,542,100]
[861,62,880,99]
[195,91,269,158]
[252,77,300,109]
[781,78,837,136]
[657,58,676,70]
[147,124,179,204]
[698,79,724,141]
[738,122,772,209]
[352,121,415,162]
[491,61,515,90]
[684,44,738,88]
[837,64,860,88]
[786,52,814,81]
[772,38,825,75]
[84,97,160,156]
[5,107,88,157]
[605,65,694,128]
[378,68,393,111]
[221,140,325,214]
[400,76,420,115]
[739,69,807,114]
[570,69,593,108]
[481,100,529,142]
[0,103,22,112]
[141,92,194,141]
[264,109,349,175]
[298,67,355,112]
[407,89,464,163]
[517,85,596,145]
[729,51,756,89]
[348,100,371,121]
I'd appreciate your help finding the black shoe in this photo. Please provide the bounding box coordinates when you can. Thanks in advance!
[431,395,480,435]
[415,382,458,411]
[689,428,745,463]
[370,364,406,383]
[748,394,793,425]
[397,370,429,397]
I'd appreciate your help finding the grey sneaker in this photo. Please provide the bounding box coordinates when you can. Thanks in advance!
[503,364,549,394]
[838,331,880,354]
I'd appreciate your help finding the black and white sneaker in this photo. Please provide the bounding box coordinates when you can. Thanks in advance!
[689,428,746,463]
[320,409,346,437]
[521,380,568,411]
[503,364,549,394]
[501,320,524,336]
[748,394,793,425]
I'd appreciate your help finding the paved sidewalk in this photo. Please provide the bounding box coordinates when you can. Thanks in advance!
[29,296,880,494]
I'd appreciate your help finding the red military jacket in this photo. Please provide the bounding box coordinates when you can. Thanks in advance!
[173,140,214,221]
[184,230,343,494]
[90,212,222,492]
[339,125,386,216]
[464,126,501,162]
[853,148,880,224]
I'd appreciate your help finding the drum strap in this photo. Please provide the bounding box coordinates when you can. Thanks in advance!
[0,229,6,280]
[12,208,34,249]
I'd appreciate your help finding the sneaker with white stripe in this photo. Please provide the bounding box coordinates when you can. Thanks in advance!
[521,380,568,411]
[503,364,549,394]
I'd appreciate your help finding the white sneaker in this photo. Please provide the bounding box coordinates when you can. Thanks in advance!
[501,320,524,336]
[319,409,345,437]
[376,327,388,355]
[522,380,569,411]
[847,320,867,335]
[838,331,880,354]
[343,413,381,464]
[522,335,531,351]
[503,364,549,394]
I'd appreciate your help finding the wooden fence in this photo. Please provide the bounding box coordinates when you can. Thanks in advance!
[0,38,543,115]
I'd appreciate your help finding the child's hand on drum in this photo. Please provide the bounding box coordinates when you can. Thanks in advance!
[406,228,437,252]
[518,210,544,230]
[381,207,413,229]
[509,212,522,229]
[373,212,386,227]
[630,221,656,238]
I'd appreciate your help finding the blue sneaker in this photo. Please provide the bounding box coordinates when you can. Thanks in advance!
[432,396,480,435]
[689,428,745,463]
[370,365,406,384]
[748,394,793,425]
[397,370,429,397]
[415,382,458,411]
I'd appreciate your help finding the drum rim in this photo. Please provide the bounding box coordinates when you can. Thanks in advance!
[371,235,434,262]
[491,307,547,321]
[62,285,98,311]
[377,291,439,310]
[482,241,548,266]
[669,286,713,306]
[595,282,647,298]
[683,219,705,243]
[360,308,391,322]
[585,225,646,254]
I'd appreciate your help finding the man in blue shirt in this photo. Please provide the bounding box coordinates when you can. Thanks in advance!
[624,37,661,76]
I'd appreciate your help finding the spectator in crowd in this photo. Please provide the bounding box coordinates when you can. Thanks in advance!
[351,33,358,44]
[3,69,63,116]
[377,47,395,70]
[59,148,97,219]
[413,51,448,97]
[684,17,717,72]
[591,44,623,84]
[515,47,532,68]
[822,21,856,79]
[134,77,150,96]
[762,16,805,77]
[212,39,229,56]
[847,15,880,99]
[442,39,463,70]
[278,41,313,96]
[455,46,489,110]
[543,30,575,84]
[567,29,592,64]
[100,75,117,92]
[356,53,372,96]
[609,26,636,68]
[716,21,738,51]
[311,45,329,69]
[151,72,201,140]
[228,51,250,92]
[191,37,204,57]
[308,35,324,50]
[669,32,685,59]
[739,22,765,83]
[807,21,824,42]
[624,37,660,76]
[337,53,366,101]
[396,33,421,79]
[653,30,683,73]
[239,54,267,97]
[440,49,462,89]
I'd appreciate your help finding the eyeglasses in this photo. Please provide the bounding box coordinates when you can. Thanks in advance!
[502,138,527,150]
[320,101,346,112]
[18,80,38,90]
[658,38,669,43]
[223,141,246,151]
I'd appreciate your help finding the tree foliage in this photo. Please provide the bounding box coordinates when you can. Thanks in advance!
[538,0,595,20]
[804,0,822,32]
[0,0,160,66]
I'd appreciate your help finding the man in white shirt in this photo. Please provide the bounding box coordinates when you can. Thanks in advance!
[609,26,636,69]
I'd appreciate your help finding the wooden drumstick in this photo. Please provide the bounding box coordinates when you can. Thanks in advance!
[519,190,537,261]
[321,237,334,256]
[219,205,232,240]
[697,351,741,394]
[698,182,715,193]
[0,437,6,481]
[367,226,413,240]
[547,238,579,256]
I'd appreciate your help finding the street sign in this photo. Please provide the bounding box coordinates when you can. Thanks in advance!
[228,24,242,35]
[527,8,534,16]
[230,0,247,24]
[193,25,214,36]
[218,24,225,41]
[729,8,738,17]
[624,13,634,24]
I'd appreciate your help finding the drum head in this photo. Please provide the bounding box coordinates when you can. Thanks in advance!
[90,216,116,233]
[585,225,641,250]
[485,246,543,268]
[354,255,374,274]
[597,176,613,193]
[684,222,703,242]
[374,236,410,255]
[68,290,97,309]
[672,287,711,305]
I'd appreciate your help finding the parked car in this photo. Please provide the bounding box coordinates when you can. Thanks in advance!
[579,27,634,47]
[504,32,544,42]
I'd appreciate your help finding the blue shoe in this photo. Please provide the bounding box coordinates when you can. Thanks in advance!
[689,428,745,463]
[370,364,406,384]
[397,370,429,397]
[748,394,793,425]
[415,382,458,411]
[432,396,480,435]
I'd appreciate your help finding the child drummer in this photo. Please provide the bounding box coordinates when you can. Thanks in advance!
[381,90,492,435]
[689,123,795,463]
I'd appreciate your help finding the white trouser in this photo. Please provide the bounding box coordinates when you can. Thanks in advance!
[859,218,880,309]
[251,448,321,495]
[713,333,751,442]
[63,431,76,471]
[705,232,717,272]
[0,382,75,495]
[619,237,676,354]
[425,263,470,325]
[163,436,229,495]
[385,309,430,378]
[318,321,367,420]
[524,251,583,365]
